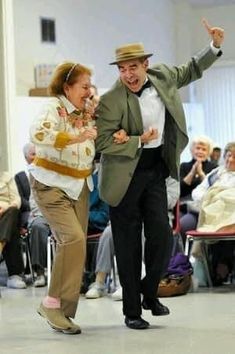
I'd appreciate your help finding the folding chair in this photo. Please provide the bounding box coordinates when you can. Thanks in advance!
[83,232,102,292]
[86,232,102,272]
[172,201,181,235]
[20,228,34,283]
[171,201,184,254]
[86,232,117,293]
[185,230,235,287]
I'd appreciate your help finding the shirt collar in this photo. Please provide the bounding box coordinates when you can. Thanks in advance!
[58,95,76,114]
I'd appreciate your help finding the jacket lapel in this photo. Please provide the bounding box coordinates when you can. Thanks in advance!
[115,80,143,133]
[147,72,169,105]
[127,93,143,133]
[147,72,187,135]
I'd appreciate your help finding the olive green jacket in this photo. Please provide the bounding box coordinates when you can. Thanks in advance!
[96,45,221,206]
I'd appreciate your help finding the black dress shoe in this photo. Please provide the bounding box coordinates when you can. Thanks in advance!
[142,298,170,316]
[125,316,150,330]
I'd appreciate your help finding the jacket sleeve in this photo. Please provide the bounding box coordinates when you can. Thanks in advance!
[96,94,140,159]
[152,45,220,90]
[30,101,71,149]
[15,173,30,211]
[8,176,21,209]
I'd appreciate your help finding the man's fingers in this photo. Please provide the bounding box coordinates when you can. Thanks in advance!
[202,18,212,33]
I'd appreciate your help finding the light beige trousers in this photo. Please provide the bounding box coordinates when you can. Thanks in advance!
[31,177,89,318]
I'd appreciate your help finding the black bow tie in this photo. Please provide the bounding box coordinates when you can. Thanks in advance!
[134,80,152,97]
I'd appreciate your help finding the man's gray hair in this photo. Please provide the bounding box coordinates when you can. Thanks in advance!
[23,142,35,159]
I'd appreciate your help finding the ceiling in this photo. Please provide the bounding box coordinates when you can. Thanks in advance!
[188,0,235,6]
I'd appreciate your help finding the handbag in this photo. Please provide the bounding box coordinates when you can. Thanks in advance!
[158,252,193,297]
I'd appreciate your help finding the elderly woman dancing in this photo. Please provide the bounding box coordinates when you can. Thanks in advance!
[30,62,97,334]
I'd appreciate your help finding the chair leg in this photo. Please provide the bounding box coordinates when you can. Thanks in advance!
[25,237,34,282]
[200,241,213,288]
[21,235,34,283]
[107,256,117,293]
[112,256,117,290]
[184,237,190,256]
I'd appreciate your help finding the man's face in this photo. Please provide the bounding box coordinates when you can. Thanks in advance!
[211,149,221,162]
[118,58,148,93]
[26,146,36,164]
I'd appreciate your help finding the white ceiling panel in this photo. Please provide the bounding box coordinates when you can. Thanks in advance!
[189,0,235,6]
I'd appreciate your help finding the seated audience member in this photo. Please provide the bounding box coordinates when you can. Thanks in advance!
[210,145,221,166]
[85,223,116,299]
[190,141,235,285]
[28,193,51,287]
[180,135,216,243]
[83,155,109,291]
[15,143,50,286]
[85,176,180,300]
[15,143,36,229]
[87,155,109,235]
[0,171,26,289]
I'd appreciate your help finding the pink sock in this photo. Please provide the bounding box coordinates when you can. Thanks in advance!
[43,296,61,309]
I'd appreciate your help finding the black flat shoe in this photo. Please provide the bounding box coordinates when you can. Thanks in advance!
[124,316,150,330]
[142,298,170,316]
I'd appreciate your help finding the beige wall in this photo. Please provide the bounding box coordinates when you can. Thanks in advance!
[13,0,177,95]
[1,0,235,172]
[0,2,8,170]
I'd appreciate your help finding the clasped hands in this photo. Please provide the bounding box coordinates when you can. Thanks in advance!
[191,160,205,178]
[78,126,97,142]
[113,127,158,144]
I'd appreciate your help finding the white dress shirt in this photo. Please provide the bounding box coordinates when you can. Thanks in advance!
[138,85,165,149]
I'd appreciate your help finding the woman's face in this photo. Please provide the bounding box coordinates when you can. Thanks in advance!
[64,74,91,110]
[225,149,235,172]
[191,142,210,162]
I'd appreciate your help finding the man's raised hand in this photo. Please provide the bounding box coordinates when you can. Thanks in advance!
[202,18,224,48]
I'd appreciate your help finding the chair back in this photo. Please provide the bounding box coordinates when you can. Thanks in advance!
[172,201,181,235]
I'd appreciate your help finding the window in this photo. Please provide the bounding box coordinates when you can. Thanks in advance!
[41,18,56,43]
[192,65,235,150]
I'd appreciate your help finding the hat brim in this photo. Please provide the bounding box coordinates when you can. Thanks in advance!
[109,53,153,65]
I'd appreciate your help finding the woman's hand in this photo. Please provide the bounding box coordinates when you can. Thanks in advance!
[10,202,18,208]
[68,127,97,144]
[113,129,129,144]
[78,127,97,142]
[195,161,205,179]
[0,206,5,217]
[83,98,97,124]
[184,160,205,185]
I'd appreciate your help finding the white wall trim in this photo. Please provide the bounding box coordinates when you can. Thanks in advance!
[2,0,16,172]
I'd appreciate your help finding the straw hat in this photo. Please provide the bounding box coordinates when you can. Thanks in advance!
[110,42,153,65]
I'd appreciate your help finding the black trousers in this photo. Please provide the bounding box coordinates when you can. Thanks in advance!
[1,207,25,276]
[110,159,173,318]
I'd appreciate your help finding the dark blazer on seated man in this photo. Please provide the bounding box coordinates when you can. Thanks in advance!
[15,171,31,228]
[15,142,36,228]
